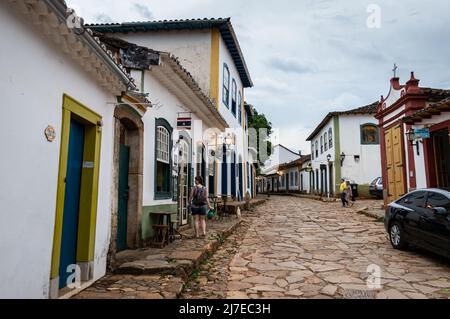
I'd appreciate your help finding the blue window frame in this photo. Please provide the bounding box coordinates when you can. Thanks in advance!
[328,127,333,149]
[231,79,237,116]
[222,64,230,107]
[315,141,318,158]
[238,91,242,124]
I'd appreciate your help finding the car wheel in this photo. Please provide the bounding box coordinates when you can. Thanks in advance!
[389,222,407,250]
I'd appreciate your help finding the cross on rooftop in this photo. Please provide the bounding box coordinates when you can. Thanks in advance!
[393,64,398,77]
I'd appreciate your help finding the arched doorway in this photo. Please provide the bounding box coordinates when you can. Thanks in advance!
[111,105,144,255]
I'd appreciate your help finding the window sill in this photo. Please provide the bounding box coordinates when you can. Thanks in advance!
[154,193,172,200]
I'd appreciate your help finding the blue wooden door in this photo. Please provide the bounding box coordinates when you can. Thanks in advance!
[221,145,228,196]
[59,119,85,289]
[238,163,243,201]
[231,153,236,198]
[117,144,130,251]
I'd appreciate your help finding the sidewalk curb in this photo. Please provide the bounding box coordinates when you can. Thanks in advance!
[355,207,385,221]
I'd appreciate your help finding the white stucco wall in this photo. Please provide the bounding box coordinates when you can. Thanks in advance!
[310,120,335,167]
[261,145,301,173]
[339,115,381,185]
[140,70,218,207]
[0,4,117,298]
[310,119,335,193]
[113,30,212,94]
[300,167,311,193]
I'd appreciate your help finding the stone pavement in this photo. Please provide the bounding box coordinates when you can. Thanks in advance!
[74,196,450,299]
[182,196,450,299]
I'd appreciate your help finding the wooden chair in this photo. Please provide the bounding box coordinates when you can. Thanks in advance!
[152,225,169,248]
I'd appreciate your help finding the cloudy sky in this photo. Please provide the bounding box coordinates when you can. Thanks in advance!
[67,0,450,154]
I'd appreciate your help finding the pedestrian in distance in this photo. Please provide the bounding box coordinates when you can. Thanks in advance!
[189,176,212,238]
[339,178,348,207]
[345,180,354,207]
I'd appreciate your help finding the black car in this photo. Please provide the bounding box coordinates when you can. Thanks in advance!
[369,177,383,199]
[384,189,450,259]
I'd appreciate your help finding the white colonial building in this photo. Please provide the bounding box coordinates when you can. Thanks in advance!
[0,0,147,298]
[306,103,382,197]
[258,144,302,193]
[89,19,255,205]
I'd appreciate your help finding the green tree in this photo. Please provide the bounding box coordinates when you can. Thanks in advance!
[248,108,273,167]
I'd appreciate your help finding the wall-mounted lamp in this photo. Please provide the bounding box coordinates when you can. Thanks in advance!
[326,154,332,162]
[406,130,420,156]
[340,152,346,166]
[224,133,234,146]
[306,163,313,173]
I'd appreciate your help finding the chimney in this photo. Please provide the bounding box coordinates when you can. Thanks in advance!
[406,72,421,94]
[390,77,401,90]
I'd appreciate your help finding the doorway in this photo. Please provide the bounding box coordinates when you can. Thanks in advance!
[231,152,236,199]
[112,105,144,253]
[116,144,130,252]
[385,125,406,202]
[328,163,334,196]
[221,144,228,196]
[432,128,450,188]
[51,95,102,296]
[238,156,244,201]
[59,118,85,288]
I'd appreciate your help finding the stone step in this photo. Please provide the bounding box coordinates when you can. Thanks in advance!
[114,219,242,279]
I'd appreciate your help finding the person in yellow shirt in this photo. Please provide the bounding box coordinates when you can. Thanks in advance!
[340,179,348,207]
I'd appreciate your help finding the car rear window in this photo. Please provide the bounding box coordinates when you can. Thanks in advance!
[427,192,450,210]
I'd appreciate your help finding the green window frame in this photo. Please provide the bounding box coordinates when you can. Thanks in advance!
[154,118,173,200]
[360,123,380,145]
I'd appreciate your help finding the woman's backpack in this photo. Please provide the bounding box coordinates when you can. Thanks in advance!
[193,186,207,206]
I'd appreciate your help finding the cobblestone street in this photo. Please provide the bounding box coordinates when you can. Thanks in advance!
[182,196,450,299]
[74,196,450,299]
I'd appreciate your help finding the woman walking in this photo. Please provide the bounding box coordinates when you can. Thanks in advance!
[189,176,212,238]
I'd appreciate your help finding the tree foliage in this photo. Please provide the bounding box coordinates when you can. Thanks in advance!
[248,109,273,166]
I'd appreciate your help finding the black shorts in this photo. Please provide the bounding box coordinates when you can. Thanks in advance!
[191,206,208,216]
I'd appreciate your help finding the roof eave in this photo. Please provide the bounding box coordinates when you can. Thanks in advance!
[156,53,229,130]
[45,0,136,91]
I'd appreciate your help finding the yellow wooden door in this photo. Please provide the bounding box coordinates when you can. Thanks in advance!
[385,125,405,202]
